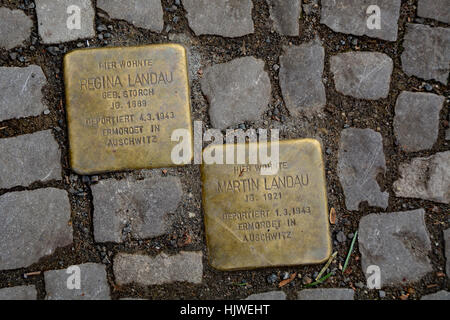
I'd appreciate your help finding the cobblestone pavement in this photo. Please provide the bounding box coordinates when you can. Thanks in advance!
[0,0,448,300]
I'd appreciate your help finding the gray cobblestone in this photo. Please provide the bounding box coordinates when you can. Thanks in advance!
[394,92,444,152]
[0,8,33,50]
[201,57,271,129]
[331,52,393,100]
[421,290,450,300]
[337,128,389,210]
[35,0,95,44]
[394,151,450,204]
[321,0,401,41]
[0,130,61,189]
[92,177,183,243]
[182,0,254,37]
[97,0,164,33]
[359,209,432,287]
[0,66,48,122]
[417,0,450,24]
[114,252,203,285]
[45,263,110,300]
[0,285,37,300]
[267,0,301,36]
[279,40,326,116]
[0,188,72,271]
[245,291,286,300]
[401,24,450,85]
[297,288,354,300]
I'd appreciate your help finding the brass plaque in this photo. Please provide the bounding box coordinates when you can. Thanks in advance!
[201,139,331,270]
[64,44,192,174]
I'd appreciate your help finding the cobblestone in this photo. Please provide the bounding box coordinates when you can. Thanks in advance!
[97,0,163,33]
[394,92,444,152]
[297,288,354,300]
[359,209,432,287]
[0,285,37,300]
[401,24,450,85]
[0,188,72,271]
[182,0,254,37]
[417,0,450,24]
[0,131,61,189]
[279,40,326,116]
[201,57,271,129]
[35,0,95,44]
[337,128,389,210]
[421,290,450,300]
[394,152,450,204]
[92,177,183,243]
[0,66,48,122]
[331,52,393,100]
[267,0,301,36]
[245,291,286,300]
[321,0,401,41]
[0,8,33,50]
[114,252,203,285]
[45,263,110,300]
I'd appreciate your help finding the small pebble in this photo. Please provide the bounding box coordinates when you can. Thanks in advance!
[97,24,107,32]
[336,231,347,243]
[424,83,433,91]
[47,46,59,55]
[266,274,278,284]
[281,271,290,280]
[302,276,312,285]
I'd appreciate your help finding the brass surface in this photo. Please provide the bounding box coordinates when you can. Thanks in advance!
[201,139,331,270]
[64,44,192,174]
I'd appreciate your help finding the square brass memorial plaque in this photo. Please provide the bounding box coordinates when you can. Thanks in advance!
[64,44,192,174]
[201,139,331,270]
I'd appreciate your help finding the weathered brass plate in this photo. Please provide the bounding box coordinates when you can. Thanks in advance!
[64,44,192,174]
[201,139,331,270]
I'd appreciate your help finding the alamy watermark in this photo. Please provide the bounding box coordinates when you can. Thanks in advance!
[66,5,81,30]
[171,121,281,175]
[367,5,382,30]
[66,265,81,290]
[366,265,381,289]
